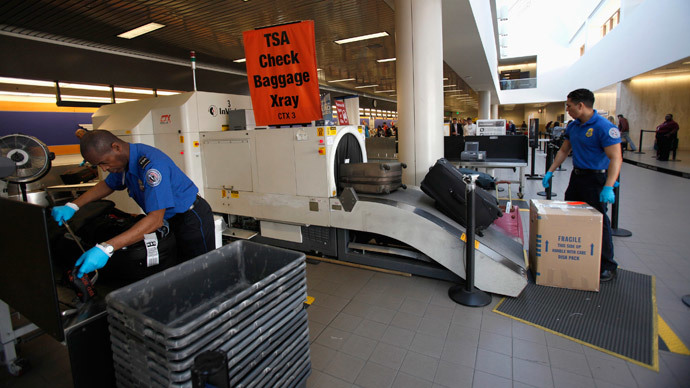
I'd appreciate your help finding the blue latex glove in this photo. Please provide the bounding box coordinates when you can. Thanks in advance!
[75,245,110,278]
[614,181,620,188]
[599,186,615,204]
[51,203,78,226]
[542,171,553,189]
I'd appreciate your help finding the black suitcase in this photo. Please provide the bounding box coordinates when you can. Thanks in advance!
[457,168,496,190]
[421,159,502,232]
[339,162,407,194]
[75,205,178,282]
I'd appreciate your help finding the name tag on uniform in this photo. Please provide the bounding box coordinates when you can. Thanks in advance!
[144,233,159,267]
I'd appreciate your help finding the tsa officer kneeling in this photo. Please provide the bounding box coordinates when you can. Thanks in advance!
[51,130,215,278]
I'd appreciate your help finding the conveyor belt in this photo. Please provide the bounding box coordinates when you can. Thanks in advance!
[330,187,528,297]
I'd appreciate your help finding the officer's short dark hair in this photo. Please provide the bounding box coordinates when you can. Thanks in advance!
[617,114,624,118]
[80,130,124,157]
[567,88,595,108]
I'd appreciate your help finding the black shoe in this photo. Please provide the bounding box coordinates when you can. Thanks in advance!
[600,269,617,282]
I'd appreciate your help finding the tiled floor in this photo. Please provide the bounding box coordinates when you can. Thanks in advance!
[2,151,690,387]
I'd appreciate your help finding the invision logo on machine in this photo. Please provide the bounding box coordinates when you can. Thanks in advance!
[160,114,172,124]
[208,105,231,117]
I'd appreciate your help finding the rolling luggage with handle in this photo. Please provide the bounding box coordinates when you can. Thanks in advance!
[457,168,496,190]
[75,205,178,282]
[339,162,407,194]
[492,180,524,243]
[421,158,502,233]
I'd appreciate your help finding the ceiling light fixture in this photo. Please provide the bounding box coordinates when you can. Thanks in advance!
[375,89,395,93]
[117,22,165,39]
[335,32,389,45]
[328,78,356,83]
[652,68,689,75]
[376,58,396,63]
[443,84,457,88]
[233,58,247,63]
[115,87,153,94]
[0,77,54,87]
[631,74,690,83]
[114,87,154,95]
[355,84,379,89]
[59,82,111,91]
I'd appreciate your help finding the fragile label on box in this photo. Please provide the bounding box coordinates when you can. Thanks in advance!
[529,200,603,291]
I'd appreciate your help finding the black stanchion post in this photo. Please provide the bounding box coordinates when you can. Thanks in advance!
[525,145,542,180]
[449,175,491,307]
[538,142,557,198]
[611,175,632,237]
[634,129,645,154]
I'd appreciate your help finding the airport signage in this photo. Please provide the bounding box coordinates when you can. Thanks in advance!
[243,21,321,125]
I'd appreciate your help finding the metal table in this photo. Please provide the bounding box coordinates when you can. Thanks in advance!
[450,159,528,198]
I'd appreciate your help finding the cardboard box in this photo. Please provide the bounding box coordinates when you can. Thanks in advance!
[529,199,603,291]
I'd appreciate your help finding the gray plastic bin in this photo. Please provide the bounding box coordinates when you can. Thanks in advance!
[106,240,306,339]
[107,240,309,388]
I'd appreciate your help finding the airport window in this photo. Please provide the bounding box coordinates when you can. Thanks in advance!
[601,9,620,37]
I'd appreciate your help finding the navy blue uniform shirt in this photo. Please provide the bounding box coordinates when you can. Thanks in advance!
[104,143,198,219]
[564,110,621,170]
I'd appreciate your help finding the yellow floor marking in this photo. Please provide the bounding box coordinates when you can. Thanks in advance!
[658,315,690,355]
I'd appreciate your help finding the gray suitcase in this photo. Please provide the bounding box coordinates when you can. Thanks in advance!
[339,162,407,194]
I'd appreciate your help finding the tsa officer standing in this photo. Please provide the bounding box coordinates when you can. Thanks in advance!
[542,88,622,282]
[51,130,215,278]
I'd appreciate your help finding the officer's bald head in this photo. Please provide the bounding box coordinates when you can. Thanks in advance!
[80,130,130,174]
[80,130,124,157]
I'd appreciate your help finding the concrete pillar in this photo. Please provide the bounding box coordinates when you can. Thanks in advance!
[478,91,491,119]
[491,104,499,119]
[396,0,444,186]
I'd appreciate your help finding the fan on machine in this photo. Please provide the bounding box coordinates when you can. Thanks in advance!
[0,134,55,202]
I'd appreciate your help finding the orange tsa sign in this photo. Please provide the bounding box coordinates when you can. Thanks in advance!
[243,21,322,126]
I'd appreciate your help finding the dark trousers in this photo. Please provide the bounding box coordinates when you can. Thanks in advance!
[169,195,215,263]
[656,133,675,161]
[564,172,618,272]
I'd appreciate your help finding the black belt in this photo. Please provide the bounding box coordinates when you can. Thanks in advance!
[188,195,202,210]
[573,168,606,175]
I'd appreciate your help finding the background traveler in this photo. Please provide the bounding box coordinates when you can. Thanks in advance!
[617,114,635,151]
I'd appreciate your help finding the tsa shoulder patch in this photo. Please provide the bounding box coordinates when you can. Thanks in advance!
[146,169,162,187]
[138,156,151,169]
[608,127,621,139]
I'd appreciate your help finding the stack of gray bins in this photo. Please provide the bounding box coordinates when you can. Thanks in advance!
[105,240,310,388]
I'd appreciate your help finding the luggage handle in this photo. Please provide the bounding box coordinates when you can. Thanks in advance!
[495,180,512,210]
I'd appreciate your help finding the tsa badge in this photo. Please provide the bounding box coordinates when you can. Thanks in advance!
[146,169,162,187]
[585,128,594,137]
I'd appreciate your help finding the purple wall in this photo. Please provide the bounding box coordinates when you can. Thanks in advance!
[0,111,92,146]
